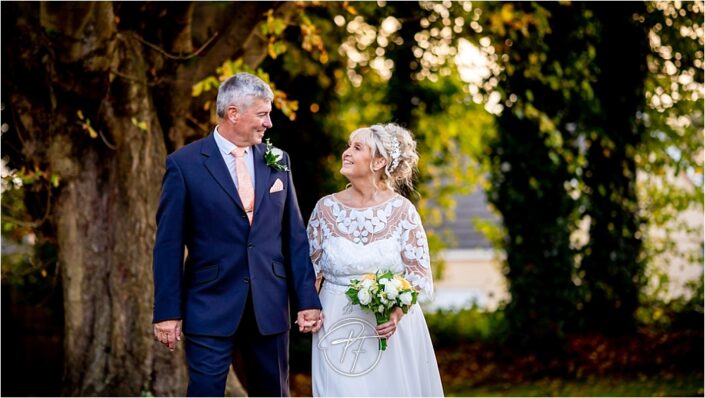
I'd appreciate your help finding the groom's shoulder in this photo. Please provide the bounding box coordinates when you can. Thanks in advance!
[169,135,212,161]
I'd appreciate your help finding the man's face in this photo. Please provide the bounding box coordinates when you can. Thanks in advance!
[232,98,273,146]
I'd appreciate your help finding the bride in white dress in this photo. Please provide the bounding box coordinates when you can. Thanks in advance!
[307,123,444,397]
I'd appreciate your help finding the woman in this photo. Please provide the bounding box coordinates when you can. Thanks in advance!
[307,123,444,396]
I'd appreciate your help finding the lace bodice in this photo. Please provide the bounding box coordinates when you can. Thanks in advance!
[307,193,434,301]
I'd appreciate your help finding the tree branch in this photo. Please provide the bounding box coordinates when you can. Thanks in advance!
[190,2,280,83]
[240,2,299,69]
[131,31,219,60]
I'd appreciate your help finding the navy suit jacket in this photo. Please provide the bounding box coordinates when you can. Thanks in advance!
[152,133,321,337]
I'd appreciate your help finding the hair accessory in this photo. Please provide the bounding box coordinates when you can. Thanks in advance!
[370,125,401,173]
[387,133,401,173]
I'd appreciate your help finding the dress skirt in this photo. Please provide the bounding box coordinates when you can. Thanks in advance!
[311,282,444,397]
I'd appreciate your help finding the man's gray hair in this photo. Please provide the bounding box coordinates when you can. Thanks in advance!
[216,72,274,118]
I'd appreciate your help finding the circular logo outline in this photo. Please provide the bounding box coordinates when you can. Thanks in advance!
[317,317,384,377]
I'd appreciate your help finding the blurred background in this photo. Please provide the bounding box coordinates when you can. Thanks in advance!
[1,1,703,396]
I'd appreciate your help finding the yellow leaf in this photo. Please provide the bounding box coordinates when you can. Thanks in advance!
[192,81,204,97]
[529,53,539,65]
[205,76,220,91]
[344,4,357,15]
[87,124,98,138]
[131,117,149,132]
[501,3,515,23]
[222,61,233,78]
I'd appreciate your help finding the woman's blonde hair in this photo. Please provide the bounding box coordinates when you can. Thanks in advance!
[348,123,419,193]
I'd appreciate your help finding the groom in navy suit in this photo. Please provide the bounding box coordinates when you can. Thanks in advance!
[152,73,322,396]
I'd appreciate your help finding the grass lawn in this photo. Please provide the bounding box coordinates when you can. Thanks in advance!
[445,373,704,397]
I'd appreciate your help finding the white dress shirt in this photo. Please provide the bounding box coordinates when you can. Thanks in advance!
[213,127,256,190]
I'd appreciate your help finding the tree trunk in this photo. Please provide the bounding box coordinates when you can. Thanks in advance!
[484,2,585,349]
[580,2,649,334]
[57,30,185,393]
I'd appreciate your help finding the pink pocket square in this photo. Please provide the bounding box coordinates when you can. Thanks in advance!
[269,178,284,193]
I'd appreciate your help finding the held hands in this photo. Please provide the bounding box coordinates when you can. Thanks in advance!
[154,319,182,351]
[296,309,324,333]
[376,306,404,339]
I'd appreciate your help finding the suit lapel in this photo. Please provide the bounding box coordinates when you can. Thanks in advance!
[252,143,271,220]
[201,133,244,211]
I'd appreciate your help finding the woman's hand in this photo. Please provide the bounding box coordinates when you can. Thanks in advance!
[376,307,404,338]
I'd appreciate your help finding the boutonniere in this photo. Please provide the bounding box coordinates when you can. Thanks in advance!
[264,138,290,172]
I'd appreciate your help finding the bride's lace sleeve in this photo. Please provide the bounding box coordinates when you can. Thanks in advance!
[306,201,324,277]
[398,200,434,302]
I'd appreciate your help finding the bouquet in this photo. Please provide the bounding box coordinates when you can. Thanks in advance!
[345,270,418,350]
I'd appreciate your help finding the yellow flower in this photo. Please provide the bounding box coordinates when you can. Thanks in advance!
[362,273,376,281]
[395,275,412,290]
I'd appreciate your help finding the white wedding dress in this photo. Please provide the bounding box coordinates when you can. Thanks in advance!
[307,194,444,397]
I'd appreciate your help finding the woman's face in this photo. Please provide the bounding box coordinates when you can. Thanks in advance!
[340,138,374,180]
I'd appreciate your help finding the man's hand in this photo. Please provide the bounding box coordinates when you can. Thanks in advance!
[296,309,323,333]
[154,319,182,351]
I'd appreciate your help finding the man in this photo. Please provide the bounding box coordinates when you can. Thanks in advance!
[152,72,322,396]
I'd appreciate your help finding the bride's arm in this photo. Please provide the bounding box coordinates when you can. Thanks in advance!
[399,201,434,302]
[315,274,324,293]
[306,201,325,292]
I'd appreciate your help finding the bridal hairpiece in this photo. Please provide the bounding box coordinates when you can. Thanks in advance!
[387,133,401,173]
[371,125,401,173]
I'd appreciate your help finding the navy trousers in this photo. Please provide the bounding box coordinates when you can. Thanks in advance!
[184,294,290,397]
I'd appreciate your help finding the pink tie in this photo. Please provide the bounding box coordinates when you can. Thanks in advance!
[232,147,254,224]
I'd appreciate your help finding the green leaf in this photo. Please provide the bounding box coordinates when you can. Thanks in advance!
[50,174,60,188]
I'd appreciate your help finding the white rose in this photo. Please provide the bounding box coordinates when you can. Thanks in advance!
[399,292,413,306]
[357,289,371,305]
[384,283,399,300]
[360,279,375,289]
[271,147,284,160]
[378,305,385,313]
[391,278,402,289]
